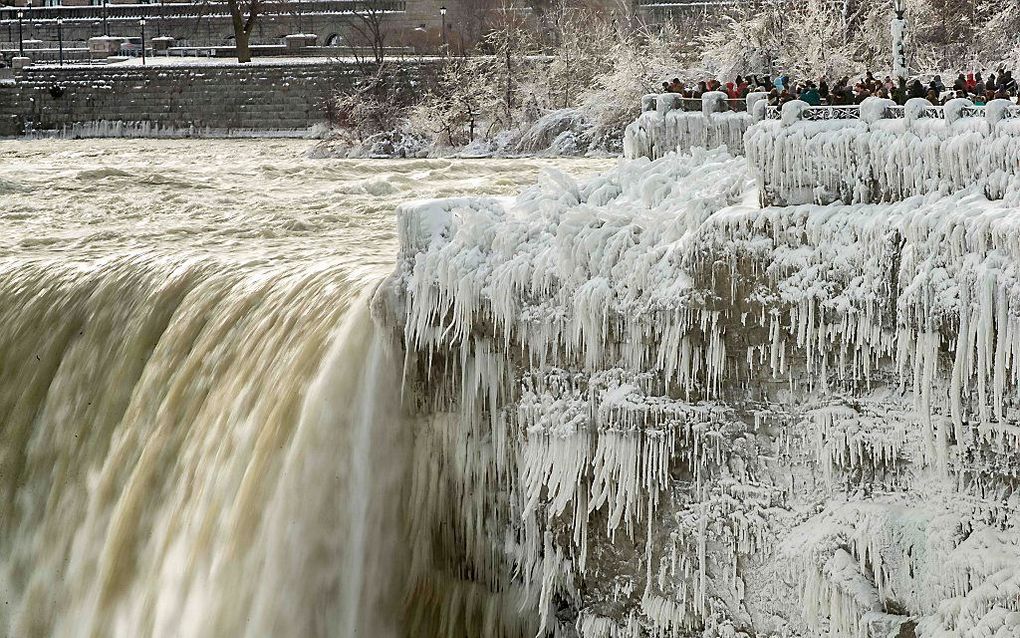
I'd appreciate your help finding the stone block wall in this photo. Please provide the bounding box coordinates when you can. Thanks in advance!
[0,60,430,137]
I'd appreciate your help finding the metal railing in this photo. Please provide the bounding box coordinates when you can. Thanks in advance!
[758,101,1020,121]
[0,0,406,24]
[800,106,863,121]
[642,93,752,114]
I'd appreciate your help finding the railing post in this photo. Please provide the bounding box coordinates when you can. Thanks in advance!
[641,94,657,113]
[701,90,726,117]
[859,96,896,124]
[985,98,1017,125]
[747,92,768,123]
[655,92,679,117]
[942,97,974,124]
[903,97,934,127]
[779,100,809,126]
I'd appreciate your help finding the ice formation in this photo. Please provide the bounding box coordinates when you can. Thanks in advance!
[747,97,1020,206]
[624,92,752,160]
[383,144,1020,637]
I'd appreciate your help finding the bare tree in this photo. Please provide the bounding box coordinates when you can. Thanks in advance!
[349,0,391,66]
[461,0,501,49]
[224,0,261,63]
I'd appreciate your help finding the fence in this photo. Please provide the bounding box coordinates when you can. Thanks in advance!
[625,91,763,159]
[641,93,750,114]
[757,98,1020,124]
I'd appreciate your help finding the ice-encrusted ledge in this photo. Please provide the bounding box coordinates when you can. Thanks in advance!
[380,147,1020,638]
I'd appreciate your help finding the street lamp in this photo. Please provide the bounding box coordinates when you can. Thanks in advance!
[439,5,447,52]
[891,0,908,85]
[16,10,23,57]
[102,0,108,36]
[57,17,63,65]
[139,18,146,65]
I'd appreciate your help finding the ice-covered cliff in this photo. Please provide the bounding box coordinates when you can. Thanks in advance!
[381,147,1020,638]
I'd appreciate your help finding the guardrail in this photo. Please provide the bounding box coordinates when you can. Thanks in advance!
[641,92,752,114]
[0,0,406,24]
[759,99,1020,123]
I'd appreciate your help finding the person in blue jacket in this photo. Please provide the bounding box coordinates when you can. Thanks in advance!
[799,81,821,105]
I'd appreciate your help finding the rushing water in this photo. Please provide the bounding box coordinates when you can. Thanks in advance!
[0,138,612,638]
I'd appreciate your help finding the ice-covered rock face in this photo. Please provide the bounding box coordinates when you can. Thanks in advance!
[383,148,1020,638]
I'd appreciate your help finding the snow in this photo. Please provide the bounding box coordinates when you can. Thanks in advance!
[383,143,1020,637]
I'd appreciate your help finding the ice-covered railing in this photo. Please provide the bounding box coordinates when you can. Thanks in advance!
[623,90,763,159]
[748,96,1020,205]
[757,102,980,122]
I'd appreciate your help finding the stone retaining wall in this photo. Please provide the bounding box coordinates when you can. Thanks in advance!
[0,60,428,137]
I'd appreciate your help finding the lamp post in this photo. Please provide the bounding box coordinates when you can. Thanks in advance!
[102,0,108,36]
[57,17,63,65]
[139,18,146,64]
[439,5,446,53]
[16,10,23,56]
[891,0,908,85]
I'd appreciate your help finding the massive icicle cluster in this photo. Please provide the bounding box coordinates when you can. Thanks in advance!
[747,98,1020,206]
[383,146,1020,637]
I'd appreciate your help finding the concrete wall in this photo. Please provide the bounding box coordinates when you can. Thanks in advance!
[0,60,429,136]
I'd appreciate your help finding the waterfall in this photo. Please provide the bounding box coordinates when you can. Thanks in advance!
[0,255,410,638]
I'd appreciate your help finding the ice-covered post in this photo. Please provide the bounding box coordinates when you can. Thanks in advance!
[747,92,768,122]
[701,91,727,117]
[891,0,908,85]
[656,93,679,117]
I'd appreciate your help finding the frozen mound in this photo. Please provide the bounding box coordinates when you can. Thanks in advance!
[510,109,592,156]
[381,147,1020,638]
[747,97,1020,206]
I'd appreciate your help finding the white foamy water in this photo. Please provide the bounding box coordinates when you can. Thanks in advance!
[0,138,611,638]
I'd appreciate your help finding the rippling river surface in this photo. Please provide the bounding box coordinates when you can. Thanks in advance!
[0,138,611,638]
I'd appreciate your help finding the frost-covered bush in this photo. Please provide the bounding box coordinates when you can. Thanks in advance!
[322,8,695,157]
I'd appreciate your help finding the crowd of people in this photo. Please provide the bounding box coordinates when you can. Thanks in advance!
[660,70,1020,107]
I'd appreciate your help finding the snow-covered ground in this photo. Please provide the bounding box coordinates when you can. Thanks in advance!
[383,146,1020,637]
